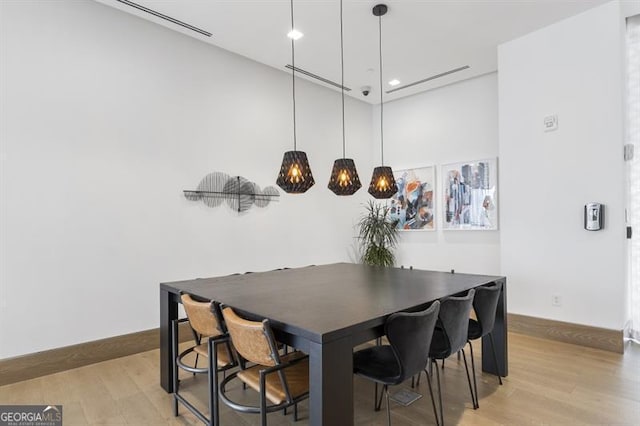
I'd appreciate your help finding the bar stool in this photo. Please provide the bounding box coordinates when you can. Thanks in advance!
[172,294,236,426]
[218,306,309,426]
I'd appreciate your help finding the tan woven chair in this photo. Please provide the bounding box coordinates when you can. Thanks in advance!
[172,294,236,426]
[218,306,309,425]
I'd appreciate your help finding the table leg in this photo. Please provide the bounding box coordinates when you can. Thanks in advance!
[308,335,354,426]
[160,287,178,392]
[482,277,508,377]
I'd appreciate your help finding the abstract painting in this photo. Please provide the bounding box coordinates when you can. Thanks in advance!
[389,166,436,231]
[442,158,498,230]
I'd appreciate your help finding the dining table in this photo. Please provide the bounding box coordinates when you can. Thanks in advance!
[159,263,507,426]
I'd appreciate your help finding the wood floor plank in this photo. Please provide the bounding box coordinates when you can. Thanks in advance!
[57,401,89,426]
[97,358,143,401]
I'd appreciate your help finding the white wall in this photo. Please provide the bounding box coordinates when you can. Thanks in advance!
[376,73,500,276]
[0,0,373,359]
[622,0,640,19]
[499,1,626,330]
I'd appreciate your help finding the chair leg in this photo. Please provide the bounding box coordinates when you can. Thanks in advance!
[210,339,220,426]
[171,320,179,417]
[467,341,479,409]
[411,375,415,388]
[191,330,202,376]
[207,340,218,426]
[260,373,267,426]
[423,368,440,426]
[417,358,434,387]
[441,358,445,369]
[433,359,444,426]
[374,382,378,410]
[172,392,178,417]
[294,403,298,421]
[384,385,391,426]
[489,332,503,385]
[375,382,385,411]
[460,349,478,409]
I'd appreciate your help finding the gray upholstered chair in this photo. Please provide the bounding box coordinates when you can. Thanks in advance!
[353,301,441,426]
[466,282,504,408]
[418,289,476,424]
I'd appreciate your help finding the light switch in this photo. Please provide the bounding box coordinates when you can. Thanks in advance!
[544,115,558,132]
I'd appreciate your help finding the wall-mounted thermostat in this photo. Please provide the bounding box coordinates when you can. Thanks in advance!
[584,203,604,231]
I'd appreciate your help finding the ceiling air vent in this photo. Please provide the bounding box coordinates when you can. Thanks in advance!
[386,65,470,94]
[115,0,212,37]
[285,65,351,92]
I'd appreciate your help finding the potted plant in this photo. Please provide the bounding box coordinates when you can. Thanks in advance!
[357,200,399,267]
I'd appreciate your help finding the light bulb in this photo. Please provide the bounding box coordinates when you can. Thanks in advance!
[288,163,304,183]
[339,170,349,187]
[377,176,388,191]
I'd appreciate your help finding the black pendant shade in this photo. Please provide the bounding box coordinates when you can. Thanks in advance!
[328,0,361,196]
[368,4,396,199]
[278,0,314,194]
[277,150,315,194]
[368,166,397,199]
[328,158,361,196]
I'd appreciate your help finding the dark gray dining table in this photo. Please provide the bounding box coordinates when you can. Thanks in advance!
[159,263,507,426]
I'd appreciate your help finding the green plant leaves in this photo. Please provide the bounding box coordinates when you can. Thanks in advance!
[357,200,399,267]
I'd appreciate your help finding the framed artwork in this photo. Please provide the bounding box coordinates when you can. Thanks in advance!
[442,158,498,230]
[389,166,436,231]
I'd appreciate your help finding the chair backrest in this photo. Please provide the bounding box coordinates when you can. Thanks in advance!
[473,282,502,337]
[386,301,440,382]
[181,294,223,337]
[438,289,475,356]
[221,307,280,367]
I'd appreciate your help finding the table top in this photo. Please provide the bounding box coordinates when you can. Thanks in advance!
[161,263,504,344]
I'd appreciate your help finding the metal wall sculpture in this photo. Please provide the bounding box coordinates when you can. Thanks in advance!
[184,172,279,213]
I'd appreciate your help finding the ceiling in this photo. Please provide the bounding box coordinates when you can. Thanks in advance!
[96,0,609,104]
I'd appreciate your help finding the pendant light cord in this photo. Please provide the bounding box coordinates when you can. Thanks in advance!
[290,0,297,151]
[378,12,384,165]
[340,0,346,158]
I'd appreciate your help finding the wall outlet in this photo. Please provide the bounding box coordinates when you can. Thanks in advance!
[552,294,562,307]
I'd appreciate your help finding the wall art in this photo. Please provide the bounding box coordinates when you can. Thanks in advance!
[442,158,498,230]
[388,166,436,231]
[184,172,279,213]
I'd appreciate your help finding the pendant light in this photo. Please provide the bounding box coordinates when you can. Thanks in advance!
[368,4,398,199]
[277,0,315,194]
[328,0,361,196]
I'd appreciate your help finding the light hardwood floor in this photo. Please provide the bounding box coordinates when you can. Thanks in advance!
[0,333,638,425]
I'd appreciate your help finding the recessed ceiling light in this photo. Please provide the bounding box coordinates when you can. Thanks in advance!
[287,29,304,40]
[388,79,401,86]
